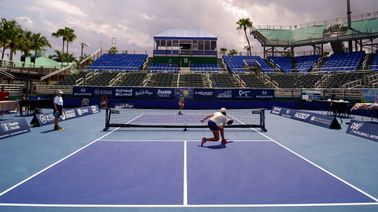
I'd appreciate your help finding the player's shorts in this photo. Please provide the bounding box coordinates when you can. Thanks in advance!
[54,105,63,118]
[208,120,219,131]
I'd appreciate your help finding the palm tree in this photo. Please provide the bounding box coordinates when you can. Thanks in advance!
[236,18,253,56]
[49,50,65,62]
[64,28,76,55]
[228,49,238,56]
[49,50,76,63]
[108,47,118,54]
[7,25,24,61]
[64,27,77,66]
[52,28,67,67]
[220,47,227,56]
[31,33,51,58]
[19,30,33,58]
[0,18,22,60]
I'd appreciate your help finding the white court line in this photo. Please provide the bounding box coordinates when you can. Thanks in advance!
[0,114,143,197]
[231,115,378,203]
[0,202,378,208]
[0,128,118,197]
[183,140,188,206]
[100,139,271,143]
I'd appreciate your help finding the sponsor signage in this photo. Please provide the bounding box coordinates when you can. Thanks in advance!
[73,87,93,97]
[114,88,133,98]
[31,105,100,127]
[271,107,341,129]
[0,118,30,139]
[346,120,378,142]
[235,89,253,99]
[156,88,174,99]
[215,89,233,99]
[193,89,215,99]
[234,89,275,100]
[133,88,155,98]
[72,86,274,100]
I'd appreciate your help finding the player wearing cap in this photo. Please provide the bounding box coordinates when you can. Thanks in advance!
[53,89,64,131]
[200,108,231,146]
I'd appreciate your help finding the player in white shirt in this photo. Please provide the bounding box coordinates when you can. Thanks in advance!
[200,108,231,146]
[53,89,64,131]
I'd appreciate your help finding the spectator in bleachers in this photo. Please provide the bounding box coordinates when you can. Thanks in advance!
[0,86,9,101]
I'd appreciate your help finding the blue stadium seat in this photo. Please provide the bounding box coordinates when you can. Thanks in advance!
[268,56,293,73]
[295,55,321,72]
[320,52,365,72]
[88,54,148,71]
[223,56,273,73]
[190,63,221,72]
[371,52,378,71]
[149,63,179,72]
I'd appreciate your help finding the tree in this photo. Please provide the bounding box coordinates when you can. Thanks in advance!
[18,30,33,58]
[49,50,76,63]
[64,27,77,65]
[220,47,227,56]
[108,47,118,54]
[31,33,51,58]
[228,49,238,56]
[0,18,23,61]
[52,28,67,67]
[237,18,253,56]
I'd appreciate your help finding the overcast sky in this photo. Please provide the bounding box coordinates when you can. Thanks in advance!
[1,0,377,57]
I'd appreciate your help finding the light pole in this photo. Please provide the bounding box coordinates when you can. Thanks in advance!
[80,42,89,60]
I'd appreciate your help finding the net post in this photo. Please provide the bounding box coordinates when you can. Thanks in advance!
[260,109,267,132]
[103,108,111,131]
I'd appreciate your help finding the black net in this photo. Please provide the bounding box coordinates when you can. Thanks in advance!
[104,108,266,132]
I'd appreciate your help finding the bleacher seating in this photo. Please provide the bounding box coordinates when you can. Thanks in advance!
[239,74,269,88]
[149,63,179,72]
[320,52,365,71]
[268,56,293,73]
[191,63,221,72]
[119,72,147,86]
[85,72,119,86]
[146,73,176,87]
[178,74,205,87]
[210,74,239,88]
[88,54,147,71]
[223,56,273,73]
[57,72,87,85]
[295,55,321,72]
[371,52,378,71]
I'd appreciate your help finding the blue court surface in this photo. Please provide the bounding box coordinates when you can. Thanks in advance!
[0,109,378,212]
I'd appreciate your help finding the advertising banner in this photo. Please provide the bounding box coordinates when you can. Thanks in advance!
[0,119,30,139]
[271,107,341,129]
[31,105,100,127]
[73,86,275,100]
[346,120,378,142]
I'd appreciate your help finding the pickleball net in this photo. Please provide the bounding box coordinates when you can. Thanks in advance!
[103,108,267,132]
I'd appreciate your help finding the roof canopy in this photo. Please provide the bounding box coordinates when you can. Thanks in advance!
[154,29,217,40]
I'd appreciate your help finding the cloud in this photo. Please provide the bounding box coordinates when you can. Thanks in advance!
[0,0,377,57]
[15,16,34,30]
[31,0,87,18]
